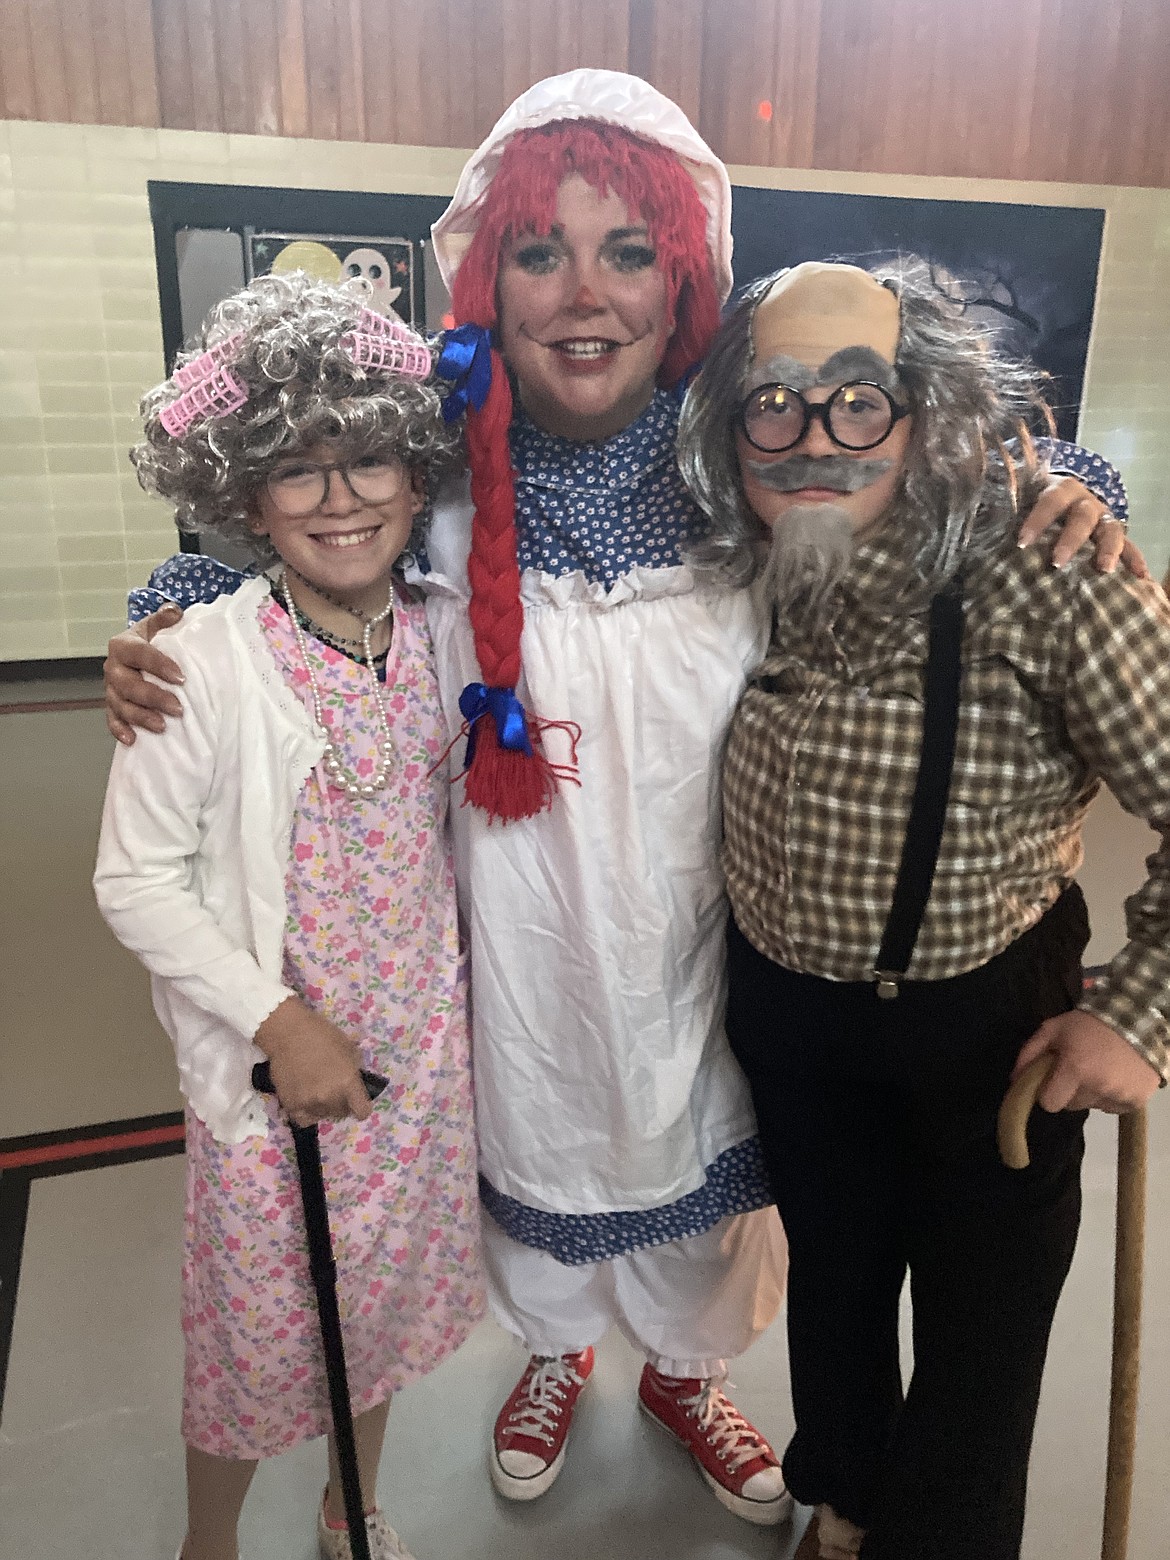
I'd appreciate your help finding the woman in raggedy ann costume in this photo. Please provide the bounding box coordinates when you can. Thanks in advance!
[105,70,1135,1527]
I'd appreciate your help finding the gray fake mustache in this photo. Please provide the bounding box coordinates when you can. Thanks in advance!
[746,455,893,493]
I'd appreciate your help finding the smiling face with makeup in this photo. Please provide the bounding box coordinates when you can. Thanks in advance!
[496,172,673,442]
[735,265,913,538]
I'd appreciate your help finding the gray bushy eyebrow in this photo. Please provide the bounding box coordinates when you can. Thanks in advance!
[745,353,814,391]
[744,345,902,394]
[815,346,901,391]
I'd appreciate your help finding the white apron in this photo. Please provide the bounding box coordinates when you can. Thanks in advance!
[418,487,768,1220]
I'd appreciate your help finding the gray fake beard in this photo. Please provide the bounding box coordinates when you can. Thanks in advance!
[760,502,856,635]
[746,454,893,494]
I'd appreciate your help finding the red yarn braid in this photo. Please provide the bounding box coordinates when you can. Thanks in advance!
[450,120,719,822]
[464,351,521,689]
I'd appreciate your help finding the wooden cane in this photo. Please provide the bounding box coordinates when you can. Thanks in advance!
[997,1056,1147,1560]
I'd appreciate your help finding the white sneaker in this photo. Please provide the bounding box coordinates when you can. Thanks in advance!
[317,1490,418,1560]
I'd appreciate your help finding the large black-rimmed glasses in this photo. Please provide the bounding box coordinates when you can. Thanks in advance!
[264,456,407,518]
[739,381,910,454]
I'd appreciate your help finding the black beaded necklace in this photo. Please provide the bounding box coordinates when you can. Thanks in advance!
[276,570,392,668]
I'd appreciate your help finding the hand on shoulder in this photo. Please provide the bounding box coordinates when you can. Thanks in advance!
[1016,474,1148,577]
[105,604,187,744]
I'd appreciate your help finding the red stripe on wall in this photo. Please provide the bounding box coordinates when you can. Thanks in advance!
[0,1122,185,1171]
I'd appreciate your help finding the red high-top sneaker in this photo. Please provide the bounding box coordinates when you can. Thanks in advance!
[638,1364,792,1525]
[490,1348,595,1500]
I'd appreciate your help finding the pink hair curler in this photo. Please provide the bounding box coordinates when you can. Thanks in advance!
[159,366,249,438]
[172,332,246,390]
[339,329,432,380]
[353,307,415,341]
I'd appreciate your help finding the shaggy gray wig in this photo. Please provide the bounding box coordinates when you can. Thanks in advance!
[678,257,1054,606]
[132,272,463,564]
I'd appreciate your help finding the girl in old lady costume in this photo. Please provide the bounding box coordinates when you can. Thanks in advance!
[95,274,483,1560]
[102,70,1134,1529]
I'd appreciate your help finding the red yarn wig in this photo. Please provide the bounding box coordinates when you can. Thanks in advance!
[448,121,720,822]
[452,119,720,387]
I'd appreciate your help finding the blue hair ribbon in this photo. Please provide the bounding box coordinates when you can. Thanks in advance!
[458,682,533,766]
[436,324,493,423]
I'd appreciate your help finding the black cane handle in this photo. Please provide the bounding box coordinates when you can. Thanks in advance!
[250,1060,389,1101]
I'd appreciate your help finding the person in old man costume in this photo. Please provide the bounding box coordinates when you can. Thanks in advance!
[678,260,1167,1560]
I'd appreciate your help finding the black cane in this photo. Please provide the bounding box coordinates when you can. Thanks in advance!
[252,1059,388,1560]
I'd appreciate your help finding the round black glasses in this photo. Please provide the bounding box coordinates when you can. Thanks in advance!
[739,381,909,454]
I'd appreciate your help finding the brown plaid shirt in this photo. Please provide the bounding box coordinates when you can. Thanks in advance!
[723,534,1170,1078]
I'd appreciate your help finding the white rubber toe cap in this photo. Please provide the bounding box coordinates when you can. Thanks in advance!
[490,1442,567,1501]
[496,1448,549,1479]
[742,1465,788,1502]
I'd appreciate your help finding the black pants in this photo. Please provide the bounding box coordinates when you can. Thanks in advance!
[726,889,1090,1560]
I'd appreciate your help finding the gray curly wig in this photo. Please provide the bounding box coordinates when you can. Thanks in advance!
[678,257,1054,605]
[132,272,464,564]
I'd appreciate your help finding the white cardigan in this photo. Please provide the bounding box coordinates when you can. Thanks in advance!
[93,578,325,1142]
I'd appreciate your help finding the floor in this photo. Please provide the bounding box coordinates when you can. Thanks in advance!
[0,676,1166,1560]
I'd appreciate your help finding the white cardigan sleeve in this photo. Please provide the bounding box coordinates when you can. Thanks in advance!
[93,642,294,1043]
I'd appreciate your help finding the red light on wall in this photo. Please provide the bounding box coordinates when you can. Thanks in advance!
[757,100,773,123]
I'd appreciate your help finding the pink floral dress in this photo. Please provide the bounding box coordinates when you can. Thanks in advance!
[181,585,484,1459]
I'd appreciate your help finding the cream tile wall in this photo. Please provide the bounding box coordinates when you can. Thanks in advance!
[2,121,1167,660]
[0,122,468,661]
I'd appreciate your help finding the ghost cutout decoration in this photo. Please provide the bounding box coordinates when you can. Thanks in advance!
[341,247,404,318]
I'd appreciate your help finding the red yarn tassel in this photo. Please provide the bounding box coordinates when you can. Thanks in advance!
[462,716,556,823]
[460,713,581,825]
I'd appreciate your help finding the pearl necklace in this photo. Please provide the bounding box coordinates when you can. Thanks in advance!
[279,572,396,801]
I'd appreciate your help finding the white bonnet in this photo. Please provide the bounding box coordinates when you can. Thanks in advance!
[430,69,734,303]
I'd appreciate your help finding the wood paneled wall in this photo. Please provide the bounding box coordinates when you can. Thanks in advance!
[1,0,160,128]
[697,0,1170,188]
[148,0,630,147]
[2,0,1168,188]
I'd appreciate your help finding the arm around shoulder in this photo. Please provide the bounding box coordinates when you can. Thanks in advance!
[107,554,254,743]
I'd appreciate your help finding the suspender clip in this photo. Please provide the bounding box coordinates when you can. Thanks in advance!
[873,970,901,1000]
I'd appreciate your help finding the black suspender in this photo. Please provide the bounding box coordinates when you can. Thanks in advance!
[873,580,965,998]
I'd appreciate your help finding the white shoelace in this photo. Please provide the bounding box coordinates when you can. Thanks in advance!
[679,1377,769,1473]
[505,1355,587,1446]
